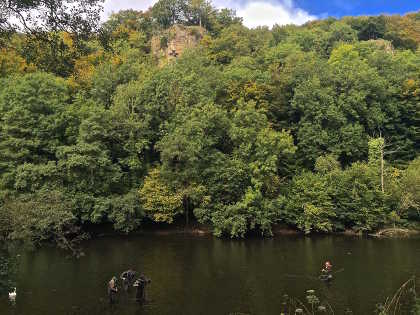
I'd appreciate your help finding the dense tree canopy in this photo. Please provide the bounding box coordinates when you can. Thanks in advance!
[0,0,419,241]
[0,0,103,37]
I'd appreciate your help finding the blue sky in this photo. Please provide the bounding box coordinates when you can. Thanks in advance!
[102,0,420,28]
[294,0,420,18]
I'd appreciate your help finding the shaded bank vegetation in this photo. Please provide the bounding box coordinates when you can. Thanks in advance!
[228,278,420,314]
[0,0,419,244]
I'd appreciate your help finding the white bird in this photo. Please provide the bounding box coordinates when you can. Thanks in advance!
[8,287,16,301]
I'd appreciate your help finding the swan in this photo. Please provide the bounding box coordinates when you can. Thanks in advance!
[9,287,16,301]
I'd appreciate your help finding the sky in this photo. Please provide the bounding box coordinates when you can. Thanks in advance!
[102,0,420,28]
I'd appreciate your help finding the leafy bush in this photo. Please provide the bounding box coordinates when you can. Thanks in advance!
[0,190,87,255]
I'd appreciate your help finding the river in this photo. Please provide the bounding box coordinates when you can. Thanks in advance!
[1,234,420,314]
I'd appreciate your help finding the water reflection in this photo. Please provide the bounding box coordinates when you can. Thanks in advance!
[1,235,419,315]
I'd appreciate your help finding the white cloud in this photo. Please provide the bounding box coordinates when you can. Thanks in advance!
[237,1,316,28]
[101,0,316,28]
[211,0,239,9]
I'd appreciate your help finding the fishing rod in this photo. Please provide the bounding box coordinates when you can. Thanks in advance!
[283,274,318,280]
[283,268,344,281]
[331,268,345,275]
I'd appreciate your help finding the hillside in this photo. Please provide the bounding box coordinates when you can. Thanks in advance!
[0,0,419,245]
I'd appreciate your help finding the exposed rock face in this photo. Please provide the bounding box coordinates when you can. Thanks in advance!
[367,39,394,54]
[151,25,205,65]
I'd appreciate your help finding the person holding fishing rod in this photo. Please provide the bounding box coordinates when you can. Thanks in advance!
[320,261,333,281]
[107,276,118,304]
[322,261,332,274]
[283,260,343,282]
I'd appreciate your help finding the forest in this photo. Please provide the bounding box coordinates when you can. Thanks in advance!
[0,0,419,247]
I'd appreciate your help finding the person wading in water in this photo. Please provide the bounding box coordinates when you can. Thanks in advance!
[320,261,333,281]
[120,269,136,291]
[107,276,118,304]
[133,274,151,303]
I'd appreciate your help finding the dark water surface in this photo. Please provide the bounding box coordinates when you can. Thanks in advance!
[1,234,420,315]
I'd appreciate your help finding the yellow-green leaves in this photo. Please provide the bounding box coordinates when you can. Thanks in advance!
[139,168,183,223]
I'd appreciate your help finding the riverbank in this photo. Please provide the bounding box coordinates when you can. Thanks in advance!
[370,227,420,238]
[85,222,420,239]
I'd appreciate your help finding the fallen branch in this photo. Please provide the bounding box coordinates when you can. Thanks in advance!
[370,228,419,238]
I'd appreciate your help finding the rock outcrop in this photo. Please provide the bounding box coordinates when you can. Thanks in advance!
[151,25,205,65]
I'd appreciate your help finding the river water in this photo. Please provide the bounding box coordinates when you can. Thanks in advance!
[1,234,420,315]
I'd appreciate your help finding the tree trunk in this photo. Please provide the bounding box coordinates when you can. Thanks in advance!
[381,145,384,193]
[184,196,189,227]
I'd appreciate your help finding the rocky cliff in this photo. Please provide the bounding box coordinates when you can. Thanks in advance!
[151,25,205,65]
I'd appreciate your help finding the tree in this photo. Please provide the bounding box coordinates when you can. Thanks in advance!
[107,190,144,233]
[208,24,258,64]
[1,4,420,239]
[56,105,121,221]
[285,171,336,234]
[322,22,357,55]
[287,43,390,167]
[373,50,420,164]
[399,158,420,218]
[99,10,153,53]
[1,1,104,76]
[331,162,386,231]
[139,167,183,223]
[314,154,341,174]
[157,100,295,236]
[157,102,228,226]
[349,16,387,41]
[0,0,103,41]
[151,0,189,29]
[0,190,87,255]
[0,46,36,76]
[186,0,213,28]
[89,60,143,108]
[368,137,385,192]
[102,9,152,34]
[150,0,233,32]
[209,8,242,35]
[0,72,71,193]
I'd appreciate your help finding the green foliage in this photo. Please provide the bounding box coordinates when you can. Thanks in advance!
[150,0,241,32]
[160,35,169,49]
[152,0,189,29]
[1,0,103,38]
[350,16,387,41]
[414,298,420,315]
[368,137,385,167]
[314,154,341,174]
[285,153,389,233]
[0,190,87,255]
[0,2,420,241]
[0,250,18,295]
[155,99,295,236]
[331,162,386,231]
[1,1,103,76]
[108,190,144,233]
[400,158,420,218]
[0,72,71,193]
[89,59,144,108]
[139,167,183,223]
[376,277,418,315]
[285,172,335,234]
[208,24,268,64]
